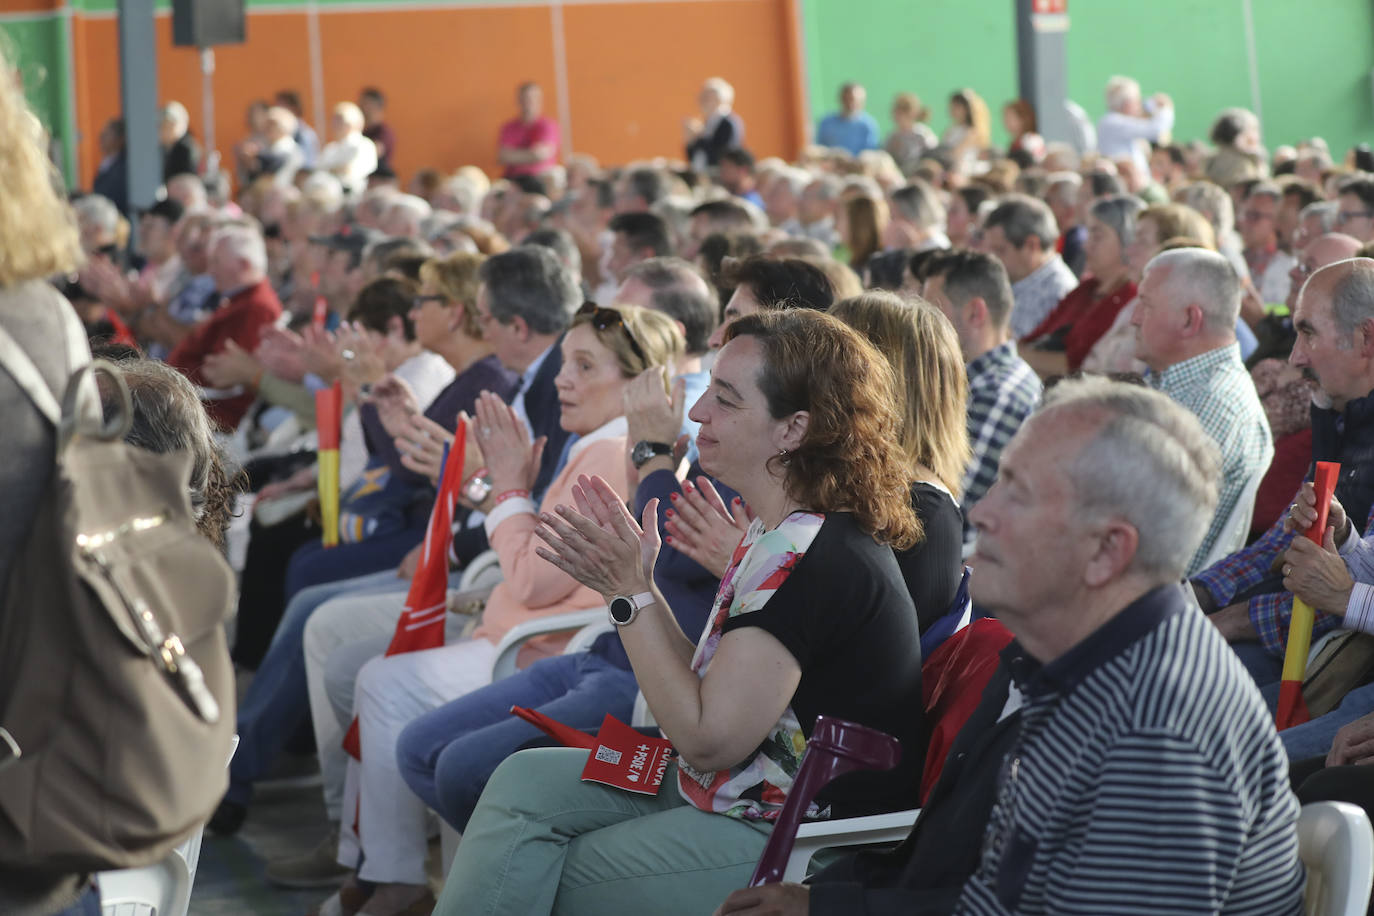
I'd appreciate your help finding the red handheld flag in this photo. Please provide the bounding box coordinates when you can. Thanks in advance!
[1276,461,1341,729]
[315,382,343,548]
[342,425,467,759]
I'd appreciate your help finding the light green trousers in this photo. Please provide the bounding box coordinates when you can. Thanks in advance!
[435,747,773,915]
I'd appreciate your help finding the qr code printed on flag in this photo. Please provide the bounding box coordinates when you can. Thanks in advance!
[594,745,622,765]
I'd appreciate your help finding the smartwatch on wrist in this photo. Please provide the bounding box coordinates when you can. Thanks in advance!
[608,592,655,626]
[631,440,674,469]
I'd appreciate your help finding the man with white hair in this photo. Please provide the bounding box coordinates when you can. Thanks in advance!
[1095,75,1174,177]
[1291,200,1339,253]
[719,378,1306,915]
[764,166,809,230]
[791,175,842,248]
[167,222,284,429]
[379,194,431,239]
[318,102,378,197]
[165,172,208,212]
[684,77,743,172]
[159,100,200,182]
[1132,248,1273,575]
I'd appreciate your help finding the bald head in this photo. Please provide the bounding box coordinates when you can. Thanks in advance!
[1290,257,1374,410]
[1288,233,1363,310]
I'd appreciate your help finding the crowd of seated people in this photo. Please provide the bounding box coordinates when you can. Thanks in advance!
[22,46,1374,913]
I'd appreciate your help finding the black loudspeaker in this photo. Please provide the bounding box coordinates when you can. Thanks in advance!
[172,0,246,48]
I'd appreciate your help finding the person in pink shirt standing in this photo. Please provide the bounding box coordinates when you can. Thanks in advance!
[498,82,561,180]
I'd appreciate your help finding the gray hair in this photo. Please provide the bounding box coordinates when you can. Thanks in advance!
[702,77,735,106]
[1300,201,1339,235]
[1143,248,1242,333]
[1090,194,1145,250]
[984,193,1059,249]
[523,226,583,279]
[622,256,718,354]
[161,101,189,131]
[1044,171,1082,206]
[210,222,267,276]
[774,166,812,198]
[889,180,946,230]
[1245,181,1282,205]
[99,358,235,548]
[1038,376,1221,580]
[804,175,843,201]
[73,194,120,237]
[479,245,580,335]
[1104,75,1141,113]
[1327,258,1374,340]
[1179,182,1235,238]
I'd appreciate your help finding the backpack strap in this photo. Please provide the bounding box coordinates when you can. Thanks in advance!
[0,302,127,448]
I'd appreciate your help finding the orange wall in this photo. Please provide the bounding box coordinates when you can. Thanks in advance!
[71,0,805,192]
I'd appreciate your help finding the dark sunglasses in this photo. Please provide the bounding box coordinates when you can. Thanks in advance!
[411,294,448,309]
[577,302,647,365]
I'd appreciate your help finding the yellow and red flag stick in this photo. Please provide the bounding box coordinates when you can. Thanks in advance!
[315,381,343,548]
[1276,460,1341,729]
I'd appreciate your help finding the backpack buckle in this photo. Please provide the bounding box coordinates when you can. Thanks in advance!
[0,728,21,772]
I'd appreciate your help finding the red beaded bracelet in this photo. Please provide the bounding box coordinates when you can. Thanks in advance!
[494,488,531,505]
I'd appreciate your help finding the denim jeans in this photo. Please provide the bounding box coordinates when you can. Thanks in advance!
[1269,678,1374,761]
[396,651,638,831]
[227,568,406,805]
[1229,640,1285,688]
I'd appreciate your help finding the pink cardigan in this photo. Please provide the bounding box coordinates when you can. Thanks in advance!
[471,419,631,664]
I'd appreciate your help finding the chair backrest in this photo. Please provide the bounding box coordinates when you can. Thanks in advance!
[1299,800,1374,916]
[748,716,901,887]
[1197,468,1264,570]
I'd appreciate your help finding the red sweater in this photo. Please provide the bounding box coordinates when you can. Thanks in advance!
[167,278,282,430]
[1021,277,1137,373]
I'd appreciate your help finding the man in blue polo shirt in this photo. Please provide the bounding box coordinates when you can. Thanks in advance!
[816,83,880,156]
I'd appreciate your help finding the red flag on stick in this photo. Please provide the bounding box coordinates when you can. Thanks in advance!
[342,424,467,759]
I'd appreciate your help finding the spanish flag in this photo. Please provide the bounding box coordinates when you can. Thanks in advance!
[343,424,467,759]
[315,382,343,548]
[1276,460,1341,730]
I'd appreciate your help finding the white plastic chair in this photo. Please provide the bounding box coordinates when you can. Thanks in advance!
[100,735,239,916]
[1196,469,1265,571]
[1299,800,1374,916]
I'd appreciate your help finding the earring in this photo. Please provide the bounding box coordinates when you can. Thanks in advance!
[778,448,790,467]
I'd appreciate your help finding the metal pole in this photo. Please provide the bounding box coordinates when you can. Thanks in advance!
[1014,0,1072,145]
[116,0,160,216]
[200,47,215,162]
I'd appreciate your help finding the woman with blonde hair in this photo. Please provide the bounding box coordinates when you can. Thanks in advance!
[827,292,969,630]
[436,308,926,915]
[943,88,992,175]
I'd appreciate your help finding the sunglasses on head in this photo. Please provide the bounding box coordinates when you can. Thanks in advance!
[577,302,647,365]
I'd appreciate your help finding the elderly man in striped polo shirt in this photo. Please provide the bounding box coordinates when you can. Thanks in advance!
[956,377,1304,915]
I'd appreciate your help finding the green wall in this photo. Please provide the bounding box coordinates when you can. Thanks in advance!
[803,0,1374,161]
[0,14,73,179]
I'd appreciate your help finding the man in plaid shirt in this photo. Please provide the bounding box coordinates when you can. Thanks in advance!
[1193,258,1374,686]
[923,251,1042,544]
[1133,249,1273,576]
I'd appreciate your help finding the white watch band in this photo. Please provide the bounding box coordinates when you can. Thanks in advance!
[609,591,656,625]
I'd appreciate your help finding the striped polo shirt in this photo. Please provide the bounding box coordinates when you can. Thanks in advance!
[956,584,1305,915]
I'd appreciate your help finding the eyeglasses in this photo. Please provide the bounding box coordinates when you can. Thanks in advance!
[577,302,647,365]
[411,294,448,309]
[1338,209,1374,225]
[1241,209,1274,223]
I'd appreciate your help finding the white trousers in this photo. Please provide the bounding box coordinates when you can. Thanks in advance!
[337,637,497,884]
[302,588,409,821]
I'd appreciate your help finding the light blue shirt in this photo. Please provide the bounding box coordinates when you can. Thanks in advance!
[816,112,880,156]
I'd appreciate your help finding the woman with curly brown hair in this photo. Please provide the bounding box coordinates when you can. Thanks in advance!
[431,308,926,916]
